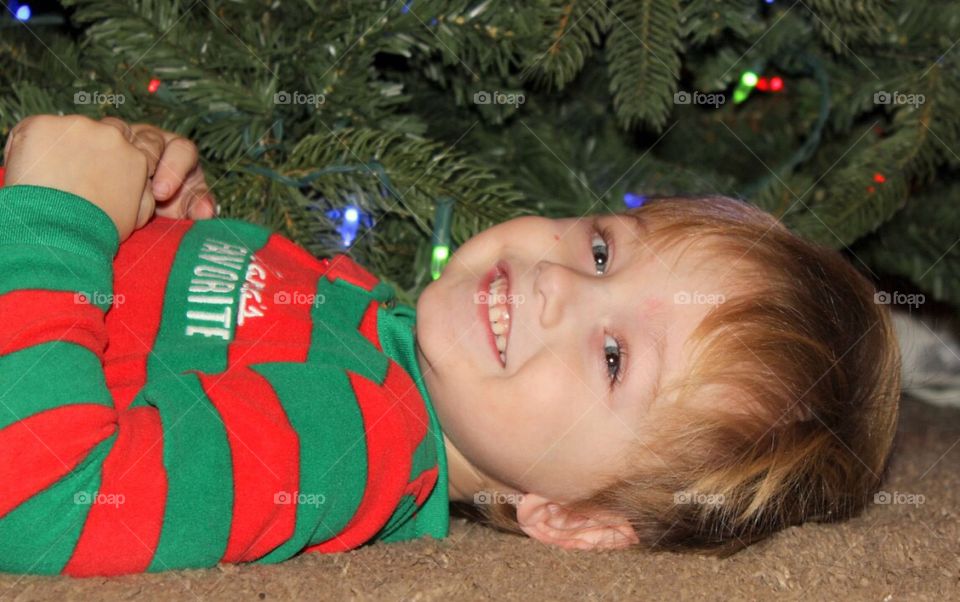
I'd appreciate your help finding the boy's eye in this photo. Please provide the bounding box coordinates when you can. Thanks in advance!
[591,220,612,275]
[589,218,627,388]
[604,333,626,387]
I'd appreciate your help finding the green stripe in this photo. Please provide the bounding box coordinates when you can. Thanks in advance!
[251,266,397,561]
[0,433,116,574]
[0,342,114,431]
[127,373,234,572]
[374,493,417,543]
[0,185,117,312]
[0,245,114,312]
[0,185,119,262]
[251,363,368,562]
[374,302,449,541]
[147,218,271,376]
[307,277,388,382]
[137,219,270,569]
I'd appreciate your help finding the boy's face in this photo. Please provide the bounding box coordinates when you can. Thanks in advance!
[416,214,725,502]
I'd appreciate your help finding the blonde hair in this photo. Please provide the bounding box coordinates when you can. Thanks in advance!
[470,194,902,556]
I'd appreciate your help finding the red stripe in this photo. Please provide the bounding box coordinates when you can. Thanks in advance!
[214,233,317,562]
[64,406,167,577]
[306,359,426,553]
[195,369,300,563]
[104,217,191,412]
[0,404,115,519]
[405,466,439,506]
[226,233,320,368]
[0,290,107,356]
[322,254,379,292]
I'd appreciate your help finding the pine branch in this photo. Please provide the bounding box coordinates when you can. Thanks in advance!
[606,0,683,131]
[522,0,612,90]
[801,0,890,54]
[854,179,960,306]
[679,0,756,47]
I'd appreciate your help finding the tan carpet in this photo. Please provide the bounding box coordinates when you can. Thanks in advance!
[1,395,957,601]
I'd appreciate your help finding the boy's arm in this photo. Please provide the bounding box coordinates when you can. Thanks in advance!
[0,117,238,577]
[0,183,123,575]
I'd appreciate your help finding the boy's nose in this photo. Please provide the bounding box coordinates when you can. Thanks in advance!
[535,261,580,329]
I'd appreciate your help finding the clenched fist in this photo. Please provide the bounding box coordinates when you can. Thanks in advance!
[2,114,217,242]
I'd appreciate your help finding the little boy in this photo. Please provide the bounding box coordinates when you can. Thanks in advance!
[0,115,901,576]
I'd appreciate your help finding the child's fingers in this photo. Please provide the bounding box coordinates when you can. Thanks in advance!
[135,182,157,230]
[153,138,198,200]
[155,165,217,219]
[190,194,219,219]
[126,125,166,232]
[98,117,135,144]
[183,166,218,219]
[130,128,165,181]
[129,124,198,201]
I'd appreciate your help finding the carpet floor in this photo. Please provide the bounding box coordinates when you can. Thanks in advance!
[1,395,957,601]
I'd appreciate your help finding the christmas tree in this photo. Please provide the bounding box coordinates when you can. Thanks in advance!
[1,0,957,309]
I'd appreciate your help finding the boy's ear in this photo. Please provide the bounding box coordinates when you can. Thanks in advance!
[514,493,639,551]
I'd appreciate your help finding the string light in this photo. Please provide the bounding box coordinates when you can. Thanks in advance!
[735,71,786,103]
[147,78,161,93]
[733,70,759,104]
[15,4,31,21]
[431,197,455,280]
[325,203,372,247]
[624,192,647,208]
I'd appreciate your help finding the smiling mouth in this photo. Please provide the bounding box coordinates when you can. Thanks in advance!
[487,266,511,366]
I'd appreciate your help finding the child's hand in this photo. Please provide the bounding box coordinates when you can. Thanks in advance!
[122,120,219,221]
[3,114,193,242]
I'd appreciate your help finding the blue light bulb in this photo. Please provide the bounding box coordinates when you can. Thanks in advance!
[15,4,31,21]
[624,192,647,208]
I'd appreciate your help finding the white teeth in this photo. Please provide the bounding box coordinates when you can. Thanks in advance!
[487,270,510,365]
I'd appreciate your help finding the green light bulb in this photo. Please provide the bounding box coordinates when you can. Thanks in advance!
[741,71,759,87]
[431,245,450,280]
